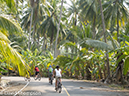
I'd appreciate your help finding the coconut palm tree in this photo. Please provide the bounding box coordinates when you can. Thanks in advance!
[103,0,129,82]
[54,0,64,58]
[103,0,129,42]
[28,0,35,49]
[0,16,29,77]
[66,0,80,26]
[37,0,66,54]
[21,0,49,50]
[79,0,98,39]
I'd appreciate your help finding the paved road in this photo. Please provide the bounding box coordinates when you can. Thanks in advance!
[1,77,129,96]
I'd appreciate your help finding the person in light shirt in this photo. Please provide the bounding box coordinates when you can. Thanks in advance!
[53,65,62,89]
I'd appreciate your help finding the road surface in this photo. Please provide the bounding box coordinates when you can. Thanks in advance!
[0,76,129,96]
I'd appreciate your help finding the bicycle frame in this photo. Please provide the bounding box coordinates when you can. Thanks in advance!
[24,75,31,81]
[49,74,53,85]
[34,73,41,81]
[56,77,62,93]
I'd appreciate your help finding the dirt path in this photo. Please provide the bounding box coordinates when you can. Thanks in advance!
[0,76,129,96]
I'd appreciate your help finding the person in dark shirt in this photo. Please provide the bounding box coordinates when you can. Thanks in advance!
[34,66,39,79]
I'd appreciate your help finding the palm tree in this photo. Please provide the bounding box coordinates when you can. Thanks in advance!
[37,0,66,54]
[103,0,129,82]
[63,0,81,59]
[79,0,98,39]
[21,0,48,50]
[54,0,64,58]
[98,0,111,83]
[0,0,30,78]
[103,0,129,42]
[28,0,35,49]
[67,0,80,26]
[0,16,29,77]
[32,0,39,45]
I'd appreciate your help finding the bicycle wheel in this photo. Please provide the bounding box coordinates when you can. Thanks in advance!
[50,79,52,85]
[38,74,41,81]
[59,88,61,93]
[24,77,31,81]
[56,87,58,92]
[33,76,37,80]
[24,77,27,81]
[50,77,53,85]
[24,75,31,81]
[27,78,31,81]
[58,83,62,93]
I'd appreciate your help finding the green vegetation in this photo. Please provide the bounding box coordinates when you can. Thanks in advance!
[0,0,129,84]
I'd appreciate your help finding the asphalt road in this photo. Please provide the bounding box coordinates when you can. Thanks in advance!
[1,77,129,96]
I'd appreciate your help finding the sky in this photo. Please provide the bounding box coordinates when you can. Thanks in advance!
[66,0,71,4]
[64,0,72,8]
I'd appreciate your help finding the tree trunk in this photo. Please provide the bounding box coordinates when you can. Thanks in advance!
[82,64,85,79]
[103,62,107,79]
[75,68,79,79]
[116,6,124,83]
[16,0,18,20]
[115,53,124,83]
[117,6,119,43]
[54,0,64,58]
[37,32,39,49]
[28,0,35,49]
[71,46,74,59]
[0,75,1,83]
[92,16,96,39]
[42,34,47,51]
[33,19,36,44]
[98,0,111,80]
[98,65,102,79]
[28,8,33,49]
[66,47,68,57]
[33,0,39,45]
[86,63,91,80]
[93,64,96,80]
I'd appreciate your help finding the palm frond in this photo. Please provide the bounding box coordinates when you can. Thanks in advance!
[4,0,16,13]
[0,40,29,76]
[62,41,80,51]
[107,31,119,49]
[123,57,129,75]
[85,40,113,50]
[0,31,10,43]
[0,15,22,34]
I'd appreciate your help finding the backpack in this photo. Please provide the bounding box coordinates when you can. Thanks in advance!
[49,67,52,73]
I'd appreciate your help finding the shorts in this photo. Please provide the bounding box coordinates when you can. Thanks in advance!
[49,73,53,78]
[35,72,39,75]
[56,76,61,80]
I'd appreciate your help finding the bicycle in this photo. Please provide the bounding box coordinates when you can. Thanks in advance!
[55,77,62,93]
[49,74,53,85]
[34,73,41,81]
[24,74,31,81]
